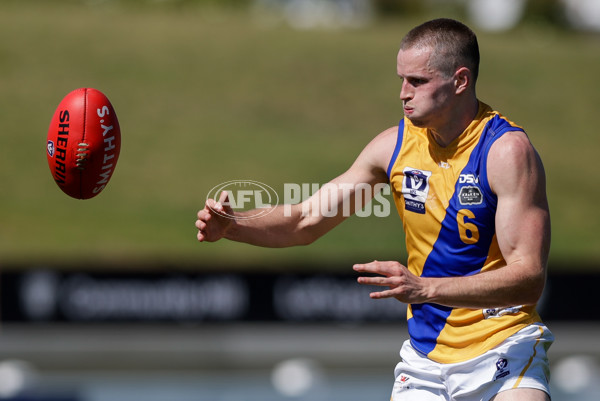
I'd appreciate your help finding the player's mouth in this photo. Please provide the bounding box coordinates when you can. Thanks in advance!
[403,105,414,115]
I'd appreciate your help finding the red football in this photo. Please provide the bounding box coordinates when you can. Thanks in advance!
[46,88,121,199]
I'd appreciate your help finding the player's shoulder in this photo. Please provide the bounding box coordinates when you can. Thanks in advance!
[354,125,400,177]
[367,125,400,159]
[379,125,401,138]
[488,130,538,166]
[370,125,400,148]
[487,130,544,192]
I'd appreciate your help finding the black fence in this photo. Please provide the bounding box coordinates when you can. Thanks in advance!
[2,267,598,324]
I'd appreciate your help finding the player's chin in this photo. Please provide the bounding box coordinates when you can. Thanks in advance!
[405,115,427,127]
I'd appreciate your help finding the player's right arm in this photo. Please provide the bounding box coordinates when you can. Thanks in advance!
[196,190,316,247]
[195,127,398,248]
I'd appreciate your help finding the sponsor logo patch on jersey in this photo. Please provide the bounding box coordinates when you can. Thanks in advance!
[458,173,484,206]
[483,306,523,319]
[402,167,432,214]
[459,185,483,205]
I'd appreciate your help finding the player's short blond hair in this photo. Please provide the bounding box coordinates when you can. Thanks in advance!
[400,18,480,82]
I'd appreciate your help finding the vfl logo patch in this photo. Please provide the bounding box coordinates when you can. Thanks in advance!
[402,167,432,214]
[494,357,510,381]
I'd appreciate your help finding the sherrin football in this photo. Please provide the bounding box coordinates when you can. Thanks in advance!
[46,88,121,199]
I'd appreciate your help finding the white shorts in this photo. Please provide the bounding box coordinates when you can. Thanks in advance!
[391,323,553,401]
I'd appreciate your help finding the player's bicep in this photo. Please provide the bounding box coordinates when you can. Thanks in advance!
[317,127,396,214]
[489,133,550,274]
[297,127,396,231]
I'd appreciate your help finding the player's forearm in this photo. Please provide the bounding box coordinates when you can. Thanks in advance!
[425,260,546,309]
[223,204,316,248]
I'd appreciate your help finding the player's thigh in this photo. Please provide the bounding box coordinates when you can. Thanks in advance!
[391,366,447,401]
[392,341,447,401]
[489,388,550,401]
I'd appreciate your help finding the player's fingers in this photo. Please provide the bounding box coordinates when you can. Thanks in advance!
[218,190,229,204]
[214,191,234,215]
[209,191,228,212]
[205,196,219,207]
[369,289,397,299]
[356,275,393,287]
[354,260,403,277]
[353,260,379,273]
[205,199,226,217]
[197,209,211,221]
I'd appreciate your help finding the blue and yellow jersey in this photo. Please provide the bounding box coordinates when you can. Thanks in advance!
[387,102,541,364]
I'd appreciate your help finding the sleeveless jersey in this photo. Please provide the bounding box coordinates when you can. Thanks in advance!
[386,102,542,364]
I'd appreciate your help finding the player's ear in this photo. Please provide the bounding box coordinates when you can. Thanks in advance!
[454,67,471,94]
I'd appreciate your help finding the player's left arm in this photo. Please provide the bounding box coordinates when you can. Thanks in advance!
[355,131,550,308]
[482,130,550,305]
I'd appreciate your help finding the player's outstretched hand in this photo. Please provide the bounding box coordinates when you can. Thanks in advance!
[196,191,234,242]
[353,260,428,304]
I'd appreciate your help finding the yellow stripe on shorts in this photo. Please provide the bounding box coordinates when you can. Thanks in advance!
[513,325,544,388]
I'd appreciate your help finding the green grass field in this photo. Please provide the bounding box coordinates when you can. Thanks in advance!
[1,1,599,271]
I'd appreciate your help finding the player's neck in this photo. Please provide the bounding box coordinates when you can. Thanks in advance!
[430,97,480,148]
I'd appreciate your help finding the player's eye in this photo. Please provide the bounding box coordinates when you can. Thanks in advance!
[409,78,427,86]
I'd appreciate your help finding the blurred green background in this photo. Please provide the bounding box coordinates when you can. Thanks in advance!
[1,0,599,271]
